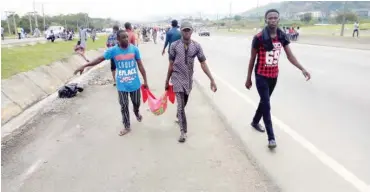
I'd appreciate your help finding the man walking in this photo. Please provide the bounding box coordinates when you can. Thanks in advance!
[353,21,359,38]
[107,25,120,86]
[245,9,311,149]
[164,21,217,143]
[162,20,181,56]
[124,22,137,46]
[74,30,149,136]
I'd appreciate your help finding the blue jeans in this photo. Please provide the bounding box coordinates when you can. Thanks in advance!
[252,74,277,141]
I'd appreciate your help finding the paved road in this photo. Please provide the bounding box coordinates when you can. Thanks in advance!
[1,44,275,192]
[1,33,107,46]
[193,35,370,192]
[1,37,46,45]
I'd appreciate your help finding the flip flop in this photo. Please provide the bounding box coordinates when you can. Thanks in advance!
[118,129,130,136]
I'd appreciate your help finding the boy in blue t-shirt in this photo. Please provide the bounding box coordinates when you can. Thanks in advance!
[74,30,149,136]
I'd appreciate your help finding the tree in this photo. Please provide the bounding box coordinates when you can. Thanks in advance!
[300,13,312,23]
[335,12,358,23]
[234,15,242,21]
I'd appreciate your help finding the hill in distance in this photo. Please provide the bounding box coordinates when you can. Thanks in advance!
[241,1,370,17]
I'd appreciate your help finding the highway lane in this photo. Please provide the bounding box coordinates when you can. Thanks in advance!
[193,35,370,192]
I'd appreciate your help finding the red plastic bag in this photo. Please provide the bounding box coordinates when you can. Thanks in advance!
[141,85,175,116]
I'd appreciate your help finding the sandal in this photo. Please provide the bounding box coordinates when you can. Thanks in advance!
[118,129,130,136]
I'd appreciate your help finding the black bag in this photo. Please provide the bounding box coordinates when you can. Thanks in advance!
[58,83,84,98]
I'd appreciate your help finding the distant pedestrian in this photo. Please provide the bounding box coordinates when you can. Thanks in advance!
[106,25,120,86]
[124,22,137,46]
[74,30,149,136]
[353,21,359,38]
[162,20,181,56]
[245,9,311,149]
[164,21,217,143]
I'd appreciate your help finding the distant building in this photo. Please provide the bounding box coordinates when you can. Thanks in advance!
[353,9,370,17]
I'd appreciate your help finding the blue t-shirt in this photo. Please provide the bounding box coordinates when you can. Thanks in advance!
[104,45,141,92]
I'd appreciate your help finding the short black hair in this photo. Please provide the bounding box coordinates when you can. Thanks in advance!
[124,22,132,30]
[117,29,127,38]
[171,20,178,27]
[265,9,279,18]
[113,25,119,31]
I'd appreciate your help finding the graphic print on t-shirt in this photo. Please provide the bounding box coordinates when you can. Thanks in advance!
[104,45,141,92]
[265,42,282,66]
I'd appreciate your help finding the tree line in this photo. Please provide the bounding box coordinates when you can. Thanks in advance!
[1,13,119,35]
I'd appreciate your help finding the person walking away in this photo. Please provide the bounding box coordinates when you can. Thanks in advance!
[295,26,300,41]
[164,21,217,143]
[353,21,359,38]
[162,20,181,56]
[91,28,97,42]
[245,9,311,149]
[1,27,4,40]
[124,22,137,46]
[152,27,158,44]
[74,30,149,136]
[107,25,120,86]
[79,27,88,51]
[17,27,22,39]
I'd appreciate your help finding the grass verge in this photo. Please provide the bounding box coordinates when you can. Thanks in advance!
[1,36,107,79]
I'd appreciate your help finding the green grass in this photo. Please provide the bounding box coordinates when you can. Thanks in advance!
[1,36,107,79]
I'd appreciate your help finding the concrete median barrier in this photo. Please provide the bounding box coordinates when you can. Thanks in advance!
[1,49,104,125]
[1,92,23,124]
[1,73,47,110]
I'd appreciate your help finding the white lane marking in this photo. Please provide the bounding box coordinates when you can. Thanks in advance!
[213,73,370,192]
[19,159,43,188]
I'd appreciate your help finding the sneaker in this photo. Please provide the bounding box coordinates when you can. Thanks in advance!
[251,122,265,133]
[268,140,277,149]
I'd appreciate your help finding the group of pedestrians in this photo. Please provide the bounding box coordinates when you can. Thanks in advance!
[74,9,311,148]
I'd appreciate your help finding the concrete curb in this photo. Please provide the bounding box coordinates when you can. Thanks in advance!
[193,78,281,192]
[1,60,109,144]
[1,49,103,126]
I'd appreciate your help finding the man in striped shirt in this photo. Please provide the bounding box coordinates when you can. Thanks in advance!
[164,21,217,143]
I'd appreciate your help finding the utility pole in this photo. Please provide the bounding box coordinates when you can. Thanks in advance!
[27,12,34,34]
[42,3,46,31]
[5,11,12,35]
[340,1,347,36]
[33,0,38,28]
[228,1,232,31]
[5,11,17,37]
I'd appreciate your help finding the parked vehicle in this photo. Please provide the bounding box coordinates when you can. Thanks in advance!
[198,29,210,36]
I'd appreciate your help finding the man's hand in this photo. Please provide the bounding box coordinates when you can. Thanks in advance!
[210,80,217,92]
[302,69,311,81]
[245,78,252,89]
[162,49,165,56]
[164,81,170,90]
[142,81,149,89]
[74,65,86,75]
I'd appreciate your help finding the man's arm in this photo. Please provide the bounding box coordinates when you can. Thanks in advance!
[284,45,311,80]
[163,31,171,50]
[137,59,148,84]
[134,48,148,84]
[84,56,105,68]
[165,45,176,83]
[246,36,259,80]
[197,44,214,82]
[283,45,305,71]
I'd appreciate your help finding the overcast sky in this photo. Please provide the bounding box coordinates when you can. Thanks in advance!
[1,0,281,21]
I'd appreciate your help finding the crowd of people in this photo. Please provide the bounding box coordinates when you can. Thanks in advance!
[73,9,312,148]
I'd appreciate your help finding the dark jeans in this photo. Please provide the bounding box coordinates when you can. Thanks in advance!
[353,29,359,37]
[252,74,277,141]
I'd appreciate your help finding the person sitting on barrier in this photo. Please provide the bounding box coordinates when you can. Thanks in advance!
[74,40,89,62]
